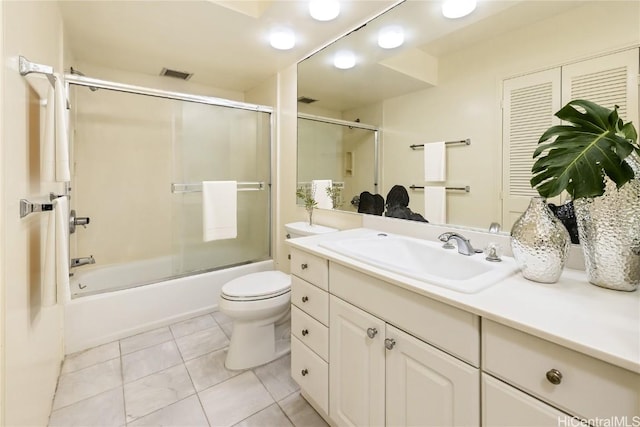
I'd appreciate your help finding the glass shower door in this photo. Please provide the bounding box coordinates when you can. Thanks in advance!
[171,102,271,275]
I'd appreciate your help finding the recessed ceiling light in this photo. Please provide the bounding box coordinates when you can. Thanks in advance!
[309,0,340,21]
[270,28,295,50]
[442,0,477,19]
[334,51,355,69]
[378,26,404,49]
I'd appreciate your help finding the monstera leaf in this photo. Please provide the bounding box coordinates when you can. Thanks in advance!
[531,99,639,199]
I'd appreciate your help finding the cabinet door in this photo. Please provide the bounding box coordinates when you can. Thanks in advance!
[482,374,567,427]
[502,68,562,230]
[385,325,479,427]
[562,48,638,122]
[329,296,385,427]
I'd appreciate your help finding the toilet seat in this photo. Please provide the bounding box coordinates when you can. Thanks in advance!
[221,271,291,301]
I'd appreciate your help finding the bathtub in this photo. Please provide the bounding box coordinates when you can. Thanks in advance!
[64,259,274,354]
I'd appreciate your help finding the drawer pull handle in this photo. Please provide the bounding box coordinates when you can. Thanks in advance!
[301,368,309,376]
[301,263,308,270]
[546,369,563,385]
[301,329,309,336]
[384,338,396,350]
[301,296,309,303]
[366,328,378,339]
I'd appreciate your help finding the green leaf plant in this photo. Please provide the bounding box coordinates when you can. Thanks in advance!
[531,99,639,200]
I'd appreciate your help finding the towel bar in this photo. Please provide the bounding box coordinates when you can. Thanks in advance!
[409,139,471,150]
[19,56,56,87]
[410,185,470,192]
[171,182,265,194]
[20,199,54,218]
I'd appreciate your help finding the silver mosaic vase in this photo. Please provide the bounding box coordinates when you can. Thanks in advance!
[572,155,640,292]
[511,197,571,283]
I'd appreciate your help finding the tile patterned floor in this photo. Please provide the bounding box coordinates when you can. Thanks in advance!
[48,312,329,427]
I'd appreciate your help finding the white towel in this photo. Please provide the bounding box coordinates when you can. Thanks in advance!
[424,186,446,224]
[312,179,333,209]
[424,141,446,182]
[54,74,70,182]
[202,181,237,241]
[42,86,56,182]
[42,208,56,307]
[48,196,70,305]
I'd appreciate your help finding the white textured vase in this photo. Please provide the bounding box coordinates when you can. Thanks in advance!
[511,197,571,283]
[573,155,640,292]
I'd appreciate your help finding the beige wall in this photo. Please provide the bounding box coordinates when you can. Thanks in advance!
[382,1,640,229]
[1,1,66,425]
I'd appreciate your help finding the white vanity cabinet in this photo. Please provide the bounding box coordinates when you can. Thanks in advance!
[289,239,640,427]
[290,249,330,416]
[328,264,480,427]
[482,374,567,426]
[482,319,640,422]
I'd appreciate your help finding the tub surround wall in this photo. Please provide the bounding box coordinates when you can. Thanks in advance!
[1,2,66,425]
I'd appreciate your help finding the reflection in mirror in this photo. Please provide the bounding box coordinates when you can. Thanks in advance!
[297,115,378,212]
[298,0,639,232]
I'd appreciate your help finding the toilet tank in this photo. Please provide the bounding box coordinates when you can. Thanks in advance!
[285,221,338,239]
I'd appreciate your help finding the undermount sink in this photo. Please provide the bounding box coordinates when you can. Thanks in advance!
[320,232,518,293]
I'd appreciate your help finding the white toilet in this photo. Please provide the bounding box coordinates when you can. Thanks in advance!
[219,221,337,370]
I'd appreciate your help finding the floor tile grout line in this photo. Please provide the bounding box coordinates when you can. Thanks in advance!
[119,340,129,426]
[275,390,301,427]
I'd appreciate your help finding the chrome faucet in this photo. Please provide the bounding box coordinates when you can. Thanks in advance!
[70,256,95,268]
[438,232,476,256]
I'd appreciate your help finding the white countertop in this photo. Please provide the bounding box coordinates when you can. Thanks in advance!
[286,228,640,374]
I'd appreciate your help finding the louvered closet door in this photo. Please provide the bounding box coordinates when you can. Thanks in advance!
[562,48,639,123]
[502,68,561,229]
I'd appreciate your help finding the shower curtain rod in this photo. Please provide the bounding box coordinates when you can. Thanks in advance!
[64,74,273,113]
[298,113,379,131]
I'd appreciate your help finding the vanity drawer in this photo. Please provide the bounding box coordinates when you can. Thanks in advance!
[291,275,329,326]
[290,249,328,291]
[330,262,480,366]
[291,336,328,415]
[291,305,329,361]
[482,319,640,420]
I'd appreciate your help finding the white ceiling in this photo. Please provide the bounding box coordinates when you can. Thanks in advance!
[58,0,399,93]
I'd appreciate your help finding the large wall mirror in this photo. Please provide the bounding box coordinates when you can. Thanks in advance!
[297,0,639,232]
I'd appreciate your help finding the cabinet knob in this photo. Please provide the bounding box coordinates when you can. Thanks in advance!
[286,233,291,239]
[366,328,378,339]
[546,369,563,385]
[301,368,309,376]
[301,329,309,336]
[301,296,309,303]
[301,263,308,270]
[384,338,396,350]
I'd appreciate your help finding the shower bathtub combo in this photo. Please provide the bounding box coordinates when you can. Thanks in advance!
[63,73,274,354]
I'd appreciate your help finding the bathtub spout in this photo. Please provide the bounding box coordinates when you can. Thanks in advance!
[71,256,95,268]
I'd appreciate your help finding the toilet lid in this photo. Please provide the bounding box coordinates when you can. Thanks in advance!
[221,271,291,299]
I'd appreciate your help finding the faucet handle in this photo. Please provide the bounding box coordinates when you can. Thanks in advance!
[438,233,456,249]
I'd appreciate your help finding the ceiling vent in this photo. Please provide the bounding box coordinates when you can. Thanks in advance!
[160,67,193,81]
[297,96,318,104]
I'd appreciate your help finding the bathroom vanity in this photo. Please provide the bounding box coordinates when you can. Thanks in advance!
[287,228,640,426]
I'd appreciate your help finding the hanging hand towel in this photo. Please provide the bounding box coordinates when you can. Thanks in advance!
[312,179,333,209]
[54,73,71,182]
[202,181,237,241]
[42,207,57,307]
[55,196,70,303]
[424,141,446,182]
[424,186,446,224]
[42,85,56,182]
